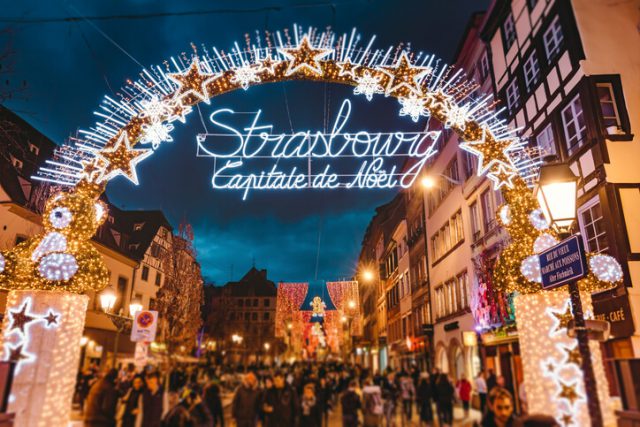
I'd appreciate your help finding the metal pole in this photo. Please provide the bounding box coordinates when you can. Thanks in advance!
[568,279,603,427]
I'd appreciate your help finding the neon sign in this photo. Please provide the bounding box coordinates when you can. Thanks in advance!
[197,98,440,199]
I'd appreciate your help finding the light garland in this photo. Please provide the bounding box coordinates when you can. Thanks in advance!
[533,233,559,254]
[515,292,614,426]
[1,291,88,426]
[589,255,623,283]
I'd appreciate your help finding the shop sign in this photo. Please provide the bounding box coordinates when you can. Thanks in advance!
[593,293,635,338]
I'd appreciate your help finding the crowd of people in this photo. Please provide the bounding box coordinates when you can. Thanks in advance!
[75,362,559,427]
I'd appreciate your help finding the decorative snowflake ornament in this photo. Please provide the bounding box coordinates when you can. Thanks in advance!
[230,64,262,90]
[353,71,384,101]
[398,95,429,122]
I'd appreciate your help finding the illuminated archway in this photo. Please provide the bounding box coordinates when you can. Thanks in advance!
[0,26,623,425]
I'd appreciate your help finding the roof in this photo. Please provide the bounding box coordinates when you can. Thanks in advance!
[217,267,277,298]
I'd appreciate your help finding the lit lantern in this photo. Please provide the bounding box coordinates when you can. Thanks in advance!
[534,160,579,235]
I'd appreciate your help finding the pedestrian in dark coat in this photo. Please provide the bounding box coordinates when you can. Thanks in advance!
[262,372,299,427]
[186,388,213,427]
[84,369,119,427]
[341,380,361,427]
[162,392,191,427]
[203,381,224,427]
[231,371,261,427]
[300,383,322,427]
[142,372,165,427]
[121,376,145,427]
[435,375,455,426]
[416,373,433,424]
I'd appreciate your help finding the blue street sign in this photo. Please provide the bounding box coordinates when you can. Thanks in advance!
[539,235,588,290]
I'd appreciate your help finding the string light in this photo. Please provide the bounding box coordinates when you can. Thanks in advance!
[589,255,623,283]
[353,71,384,101]
[533,233,558,254]
[499,205,511,226]
[49,207,73,229]
[37,253,79,281]
[398,95,429,122]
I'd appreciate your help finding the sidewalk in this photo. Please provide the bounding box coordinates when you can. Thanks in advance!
[326,403,482,426]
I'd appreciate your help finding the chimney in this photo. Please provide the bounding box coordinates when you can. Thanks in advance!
[260,269,267,279]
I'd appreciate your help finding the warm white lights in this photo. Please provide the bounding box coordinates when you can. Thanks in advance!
[515,292,614,426]
[520,255,542,283]
[499,205,511,226]
[589,255,623,283]
[129,299,143,318]
[529,209,550,231]
[49,207,73,229]
[99,287,117,312]
[533,233,559,254]
[37,253,79,281]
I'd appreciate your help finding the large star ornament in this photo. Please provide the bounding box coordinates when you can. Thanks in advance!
[487,163,518,190]
[563,345,582,366]
[460,128,516,174]
[550,304,574,333]
[379,52,432,96]
[96,132,153,185]
[6,343,28,362]
[168,58,218,105]
[278,35,333,77]
[557,381,580,405]
[9,301,36,334]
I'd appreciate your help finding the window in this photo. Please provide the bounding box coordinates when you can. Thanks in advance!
[596,83,621,129]
[502,13,517,50]
[536,123,557,156]
[263,312,270,321]
[523,51,540,91]
[134,222,144,231]
[562,95,587,154]
[245,298,251,306]
[463,151,475,179]
[543,16,564,61]
[238,299,244,307]
[11,156,23,170]
[29,143,39,155]
[470,202,481,241]
[155,271,162,286]
[457,272,469,310]
[229,312,235,321]
[149,298,156,309]
[150,243,161,258]
[264,299,270,307]
[578,197,609,253]
[141,266,149,281]
[506,79,520,112]
[431,210,464,260]
[253,298,258,307]
[478,52,490,80]
[481,189,496,232]
[252,312,258,321]
[244,312,250,321]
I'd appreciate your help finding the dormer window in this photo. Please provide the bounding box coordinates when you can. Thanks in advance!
[10,156,23,170]
[134,222,145,231]
[29,143,39,155]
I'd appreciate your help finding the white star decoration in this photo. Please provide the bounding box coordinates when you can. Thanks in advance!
[459,128,516,174]
[167,58,219,105]
[278,35,333,77]
[398,95,429,122]
[487,163,518,190]
[379,52,431,96]
[353,71,384,101]
[337,59,360,79]
[230,64,261,90]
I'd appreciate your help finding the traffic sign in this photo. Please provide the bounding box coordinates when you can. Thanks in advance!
[539,235,588,290]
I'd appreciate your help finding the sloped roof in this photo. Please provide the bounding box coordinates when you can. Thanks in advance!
[221,267,277,297]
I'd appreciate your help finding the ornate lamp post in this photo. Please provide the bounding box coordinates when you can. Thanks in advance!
[99,287,141,368]
[534,159,603,427]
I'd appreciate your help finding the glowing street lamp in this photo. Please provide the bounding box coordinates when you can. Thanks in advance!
[421,175,436,189]
[361,269,375,282]
[99,287,117,313]
[348,300,356,310]
[534,159,579,235]
[129,298,143,318]
[264,342,270,351]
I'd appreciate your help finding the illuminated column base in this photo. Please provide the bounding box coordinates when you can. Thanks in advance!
[0,290,88,427]
[515,291,615,426]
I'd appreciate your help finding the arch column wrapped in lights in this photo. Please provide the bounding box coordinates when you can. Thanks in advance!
[0,27,623,425]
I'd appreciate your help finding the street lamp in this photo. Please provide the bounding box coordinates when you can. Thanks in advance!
[534,160,579,235]
[534,158,603,426]
[99,288,137,368]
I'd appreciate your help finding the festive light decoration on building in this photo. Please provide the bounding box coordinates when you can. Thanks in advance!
[94,131,154,185]
[533,233,559,254]
[520,255,542,283]
[379,52,431,96]
[0,190,109,293]
[529,208,550,231]
[515,292,614,426]
[398,95,429,122]
[1,291,87,426]
[167,58,219,104]
[459,127,516,174]
[499,205,511,226]
[278,35,333,77]
[589,254,623,283]
[353,71,384,101]
[230,64,262,90]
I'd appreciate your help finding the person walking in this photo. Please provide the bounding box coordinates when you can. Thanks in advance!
[84,369,119,427]
[456,374,472,419]
[382,372,398,427]
[486,370,497,393]
[415,373,433,426]
[119,375,145,427]
[161,391,190,427]
[300,383,322,427]
[341,380,362,427]
[203,379,224,427]
[475,371,488,414]
[399,372,415,422]
[362,378,384,427]
[231,371,261,427]
[262,371,299,427]
[435,375,454,427]
[318,376,333,427]
[185,388,213,427]
[141,372,165,427]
